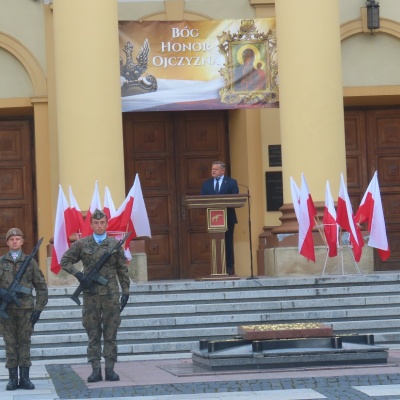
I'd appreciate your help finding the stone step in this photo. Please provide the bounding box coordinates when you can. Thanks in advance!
[46,286,400,305]
[19,301,400,332]
[3,315,400,347]
[38,302,400,324]
[45,285,400,307]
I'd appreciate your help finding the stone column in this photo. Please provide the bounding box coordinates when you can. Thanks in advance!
[32,97,53,272]
[275,0,347,202]
[52,0,125,205]
[261,1,355,276]
[230,109,264,277]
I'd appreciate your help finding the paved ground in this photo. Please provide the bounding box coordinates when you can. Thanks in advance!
[2,349,400,399]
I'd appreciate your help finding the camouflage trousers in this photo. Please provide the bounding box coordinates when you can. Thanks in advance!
[82,292,121,369]
[1,308,34,368]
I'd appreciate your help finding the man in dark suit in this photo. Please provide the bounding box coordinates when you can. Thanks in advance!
[201,161,239,275]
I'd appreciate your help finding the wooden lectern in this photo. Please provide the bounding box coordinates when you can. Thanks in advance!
[184,194,248,281]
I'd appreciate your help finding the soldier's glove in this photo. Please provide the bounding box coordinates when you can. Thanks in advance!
[0,288,13,304]
[75,272,92,290]
[120,294,129,312]
[30,310,41,328]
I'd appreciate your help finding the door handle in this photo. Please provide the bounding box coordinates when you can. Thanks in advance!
[181,204,186,220]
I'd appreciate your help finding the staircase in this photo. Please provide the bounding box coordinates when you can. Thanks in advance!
[1,273,400,361]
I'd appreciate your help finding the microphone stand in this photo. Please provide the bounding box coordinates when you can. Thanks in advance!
[239,184,258,280]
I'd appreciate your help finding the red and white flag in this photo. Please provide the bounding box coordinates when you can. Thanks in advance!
[323,181,338,257]
[355,171,390,261]
[336,173,363,262]
[298,173,317,262]
[290,176,301,222]
[81,181,102,237]
[108,174,151,259]
[69,186,84,235]
[51,186,74,274]
[103,186,116,219]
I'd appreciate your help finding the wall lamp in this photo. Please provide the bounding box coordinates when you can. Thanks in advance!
[366,0,380,33]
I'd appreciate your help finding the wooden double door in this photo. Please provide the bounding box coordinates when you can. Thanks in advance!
[0,119,36,256]
[123,111,230,280]
[345,108,400,271]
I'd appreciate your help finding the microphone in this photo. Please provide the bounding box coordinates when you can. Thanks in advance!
[237,184,257,279]
[238,183,250,194]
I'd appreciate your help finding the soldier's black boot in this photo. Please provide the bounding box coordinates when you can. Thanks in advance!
[6,367,18,390]
[87,368,102,382]
[105,368,120,381]
[19,366,35,390]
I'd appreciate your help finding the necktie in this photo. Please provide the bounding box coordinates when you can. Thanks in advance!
[215,177,220,193]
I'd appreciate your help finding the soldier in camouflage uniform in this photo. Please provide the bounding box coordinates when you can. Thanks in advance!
[0,228,48,391]
[61,209,130,382]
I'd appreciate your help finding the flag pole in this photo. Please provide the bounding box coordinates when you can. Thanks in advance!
[314,214,328,248]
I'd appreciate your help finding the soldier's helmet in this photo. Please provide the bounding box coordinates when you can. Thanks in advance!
[6,228,24,241]
[91,209,107,220]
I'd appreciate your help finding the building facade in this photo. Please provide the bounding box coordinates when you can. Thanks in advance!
[1,0,399,281]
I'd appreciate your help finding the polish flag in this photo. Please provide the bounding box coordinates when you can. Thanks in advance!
[336,173,363,262]
[323,181,338,257]
[51,186,74,274]
[290,176,301,222]
[298,173,317,262]
[355,171,390,261]
[103,186,117,219]
[81,181,102,237]
[69,186,84,235]
[108,174,151,259]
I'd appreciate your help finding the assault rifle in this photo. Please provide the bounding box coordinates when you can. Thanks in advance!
[0,237,44,319]
[70,232,131,306]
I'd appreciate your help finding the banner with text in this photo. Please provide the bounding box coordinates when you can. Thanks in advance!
[119,19,278,112]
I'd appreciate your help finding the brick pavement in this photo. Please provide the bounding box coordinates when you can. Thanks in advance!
[2,350,400,399]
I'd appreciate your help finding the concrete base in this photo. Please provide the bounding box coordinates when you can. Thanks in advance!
[192,334,388,371]
[129,253,148,282]
[46,258,82,286]
[263,244,374,277]
[46,238,148,285]
[46,252,148,286]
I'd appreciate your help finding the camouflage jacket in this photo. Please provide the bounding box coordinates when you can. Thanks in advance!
[60,235,130,296]
[0,252,48,311]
